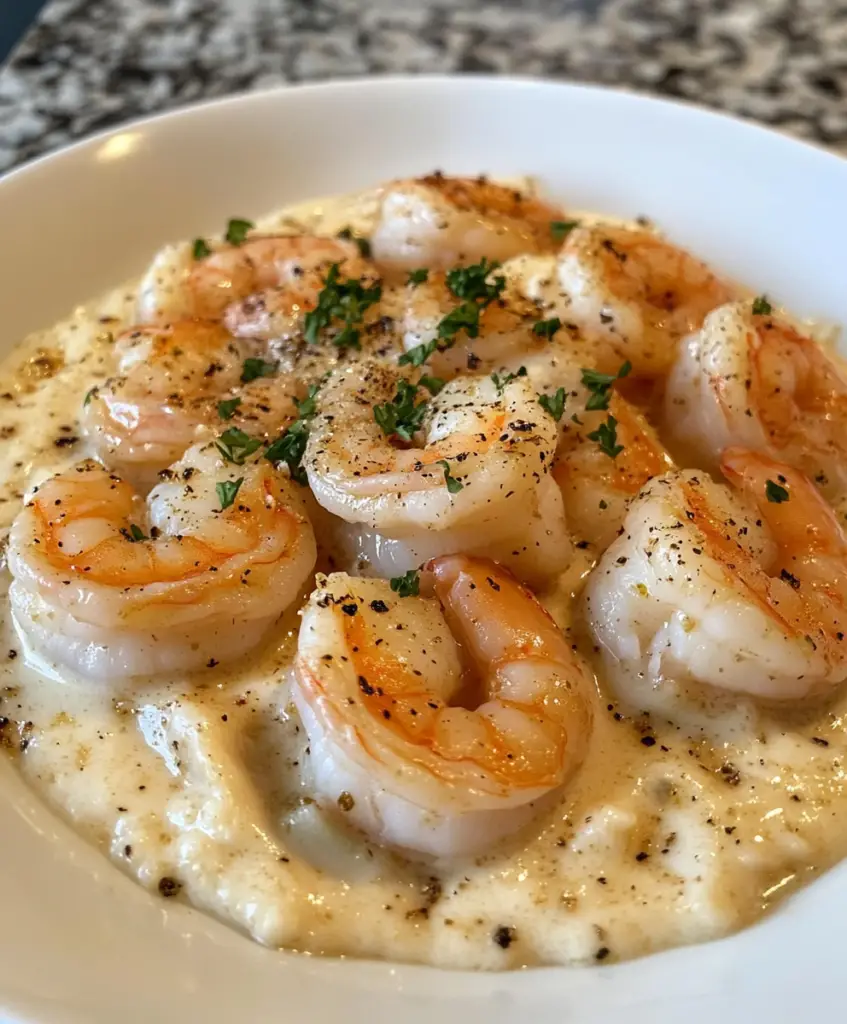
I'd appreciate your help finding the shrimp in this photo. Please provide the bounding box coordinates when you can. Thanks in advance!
[554,225,735,376]
[664,300,847,500]
[585,448,847,701]
[554,394,673,552]
[304,360,572,583]
[137,235,375,340]
[293,555,595,856]
[7,442,316,680]
[401,267,544,377]
[370,174,563,273]
[82,320,299,484]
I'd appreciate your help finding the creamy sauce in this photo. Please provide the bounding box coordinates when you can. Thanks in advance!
[1,185,846,971]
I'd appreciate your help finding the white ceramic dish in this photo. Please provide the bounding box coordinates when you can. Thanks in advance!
[2,75,847,1024]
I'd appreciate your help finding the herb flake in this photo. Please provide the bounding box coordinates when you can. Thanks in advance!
[216,477,243,510]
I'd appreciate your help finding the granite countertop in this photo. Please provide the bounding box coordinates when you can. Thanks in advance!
[1,0,846,173]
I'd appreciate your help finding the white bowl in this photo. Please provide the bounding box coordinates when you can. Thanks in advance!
[2,76,847,1024]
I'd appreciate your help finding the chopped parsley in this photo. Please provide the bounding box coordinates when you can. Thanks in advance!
[401,259,508,367]
[581,361,632,411]
[399,339,439,368]
[437,300,484,342]
[264,385,321,485]
[373,380,429,442]
[445,258,505,304]
[216,477,243,511]
[192,237,212,260]
[337,226,372,258]
[224,217,254,246]
[241,358,277,383]
[407,268,430,286]
[83,387,97,407]
[538,387,567,422]
[419,375,445,395]
[766,478,789,503]
[121,523,148,543]
[533,317,561,340]
[588,415,624,458]
[491,366,527,393]
[303,262,382,350]
[217,396,242,420]
[390,570,420,598]
[215,427,263,465]
[436,459,464,493]
[752,295,773,316]
[550,219,580,242]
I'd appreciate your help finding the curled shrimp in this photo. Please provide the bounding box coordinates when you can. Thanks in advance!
[585,448,847,701]
[665,300,847,500]
[304,359,571,583]
[137,234,375,340]
[293,555,595,856]
[7,442,317,680]
[555,225,735,376]
[401,267,543,377]
[370,173,563,273]
[554,393,673,552]
[82,320,300,484]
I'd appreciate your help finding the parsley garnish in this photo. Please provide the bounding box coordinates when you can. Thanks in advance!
[419,375,445,395]
[538,387,567,422]
[401,259,506,367]
[407,268,429,286]
[581,361,632,411]
[752,295,773,316]
[122,523,148,543]
[264,385,321,485]
[215,427,262,465]
[399,339,439,368]
[588,415,624,458]
[83,387,97,407]
[491,366,527,392]
[217,397,242,420]
[445,258,505,304]
[303,263,382,350]
[241,358,276,383]
[766,478,789,503]
[533,317,561,340]
[216,478,243,510]
[550,220,580,242]
[337,226,372,258]
[373,380,429,442]
[436,459,464,493]
[192,238,212,260]
[225,218,254,246]
[390,570,420,598]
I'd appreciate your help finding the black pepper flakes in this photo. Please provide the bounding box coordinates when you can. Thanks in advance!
[341,603,358,616]
[337,791,355,811]
[493,925,515,949]
[595,946,611,961]
[158,876,182,898]
[369,599,389,613]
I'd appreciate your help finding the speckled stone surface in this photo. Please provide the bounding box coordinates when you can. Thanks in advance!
[2,0,847,172]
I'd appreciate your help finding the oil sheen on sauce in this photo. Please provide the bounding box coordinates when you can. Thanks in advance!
[0,188,846,971]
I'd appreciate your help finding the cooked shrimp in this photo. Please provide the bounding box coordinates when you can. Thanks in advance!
[82,320,299,484]
[665,300,847,500]
[370,174,563,273]
[304,360,571,583]
[555,225,735,376]
[7,442,316,680]
[401,267,543,377]
[293,555,594,856]
[554,394,673,551]
[137,235,374,340]
[585,448,847,701]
